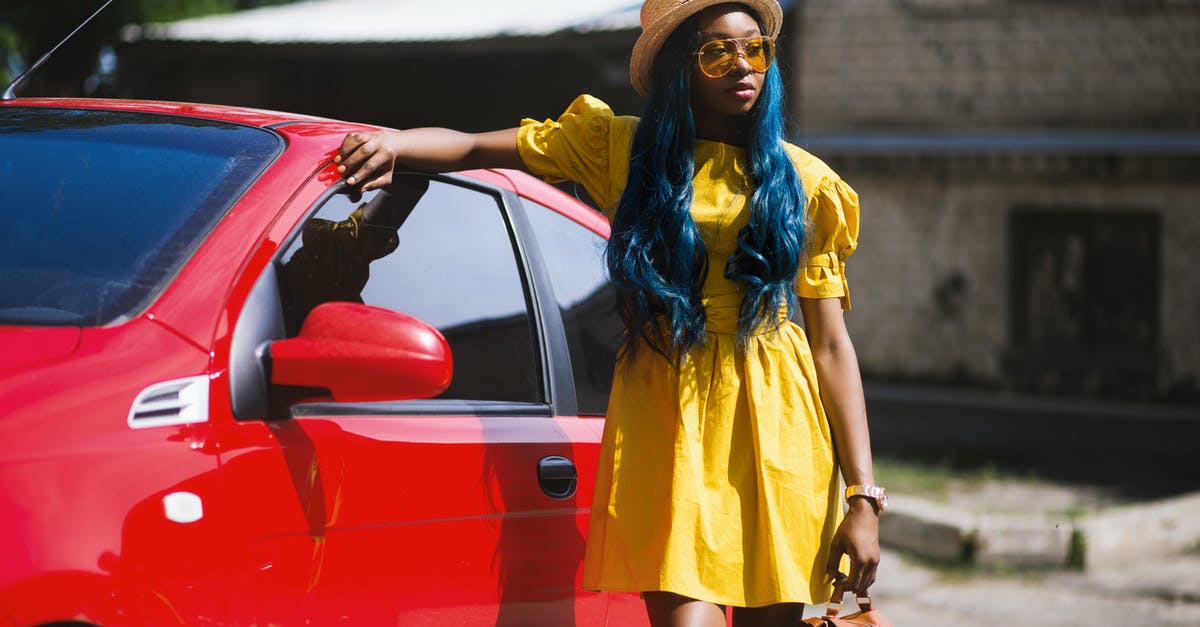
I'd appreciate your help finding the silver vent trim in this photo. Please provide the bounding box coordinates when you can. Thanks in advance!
[127,375,210,429]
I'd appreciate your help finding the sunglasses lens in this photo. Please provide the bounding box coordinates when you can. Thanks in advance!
[696,37,775,77]
[745,37,775,72]
[698,40,737,77]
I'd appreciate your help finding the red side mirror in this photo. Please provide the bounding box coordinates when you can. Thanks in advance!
[268,302,452,402]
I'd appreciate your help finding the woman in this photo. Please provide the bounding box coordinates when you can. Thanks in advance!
[335,1,882,625]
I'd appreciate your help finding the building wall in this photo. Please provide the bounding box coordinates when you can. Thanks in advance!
[836,163,1199,399]
[792,0,1200,131]
[789,0,1200,402]
[120,35,642,133]
[119,1,1200,402]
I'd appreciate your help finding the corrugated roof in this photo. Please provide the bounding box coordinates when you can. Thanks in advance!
[124,0,645,44]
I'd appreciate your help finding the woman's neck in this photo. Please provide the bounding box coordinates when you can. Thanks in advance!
[692,110,750,146]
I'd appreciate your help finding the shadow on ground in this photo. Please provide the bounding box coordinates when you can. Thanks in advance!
[864,381,1200,499]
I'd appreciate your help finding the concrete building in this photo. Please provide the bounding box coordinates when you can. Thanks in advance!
[790,0,1200,407]
[121,0,1200,441]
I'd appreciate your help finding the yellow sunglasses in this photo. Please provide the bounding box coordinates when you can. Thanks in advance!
[695,35,777,78]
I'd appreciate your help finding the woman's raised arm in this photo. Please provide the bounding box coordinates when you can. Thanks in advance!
[335,127,524,191]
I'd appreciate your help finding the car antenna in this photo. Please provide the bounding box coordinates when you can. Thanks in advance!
[2,0,114,101]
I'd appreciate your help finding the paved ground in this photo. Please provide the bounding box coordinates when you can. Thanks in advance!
[799,476,1200,625]
[806,548,1200,626]
[882,548,1200,626]
[843,385,1200,625]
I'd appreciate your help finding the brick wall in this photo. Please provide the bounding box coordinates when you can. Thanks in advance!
[791,0,1200,131]
[836,167,1199,398]
[786,0,1200,401]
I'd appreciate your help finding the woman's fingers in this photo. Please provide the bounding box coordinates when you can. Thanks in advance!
[357,165,393,192]
[337,131,365,157]
[826,512,881,595]
[862,559,878,592]
[340,138,383,185]
[336,131,399,186]
[825,535,846,584]
[846,547,880,594]
[336,131,370,169]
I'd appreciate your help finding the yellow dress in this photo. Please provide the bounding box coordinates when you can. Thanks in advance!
[518,95,860,607]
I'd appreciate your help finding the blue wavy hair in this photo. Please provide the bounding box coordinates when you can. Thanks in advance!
[606,8,808,363]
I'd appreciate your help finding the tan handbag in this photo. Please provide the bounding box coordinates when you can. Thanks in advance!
[801,581,892,627]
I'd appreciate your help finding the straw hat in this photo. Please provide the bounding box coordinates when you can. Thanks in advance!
[629,0,783,96]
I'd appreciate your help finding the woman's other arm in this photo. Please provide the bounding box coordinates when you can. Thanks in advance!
[799,296,881,594]
[336,127,524,191]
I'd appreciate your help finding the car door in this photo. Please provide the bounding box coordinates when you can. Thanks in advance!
[223,173,610,626]
[516,191,653,626]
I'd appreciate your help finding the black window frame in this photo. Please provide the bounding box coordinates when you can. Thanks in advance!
[518,197,619,416]
[233,171,595,420]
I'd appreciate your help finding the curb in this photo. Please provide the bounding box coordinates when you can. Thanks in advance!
[880,490,1200,572]
[1074,491,1200,569]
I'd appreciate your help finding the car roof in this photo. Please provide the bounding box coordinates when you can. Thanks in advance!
[1,98,609,234]
[0,97,332,127]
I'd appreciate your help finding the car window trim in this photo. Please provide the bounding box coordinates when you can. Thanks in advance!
[516,195,617,417]
[496,186,579,418]
[289,399,554,418]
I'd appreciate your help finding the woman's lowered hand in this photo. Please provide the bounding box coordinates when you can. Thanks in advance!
[825,497,881,594]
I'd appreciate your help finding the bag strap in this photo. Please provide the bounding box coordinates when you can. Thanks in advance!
[824,580,875,617]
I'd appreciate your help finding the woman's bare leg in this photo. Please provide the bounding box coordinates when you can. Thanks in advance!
[644,591,728,627]
[731,603,805,627]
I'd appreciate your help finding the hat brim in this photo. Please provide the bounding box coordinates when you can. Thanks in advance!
[629,0,783,97]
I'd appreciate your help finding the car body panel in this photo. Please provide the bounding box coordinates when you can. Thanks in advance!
[147,121,374,352]
[0,318,224,625]
[0,97,650,626]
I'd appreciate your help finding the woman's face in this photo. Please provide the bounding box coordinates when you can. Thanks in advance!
[689,6,767,118]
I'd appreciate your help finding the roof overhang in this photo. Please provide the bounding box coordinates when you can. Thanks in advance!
[123,0,643,45]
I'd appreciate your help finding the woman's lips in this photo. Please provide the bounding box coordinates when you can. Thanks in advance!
[729,81,756,99]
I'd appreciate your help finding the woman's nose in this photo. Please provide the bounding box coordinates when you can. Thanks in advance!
[730,52,754,76]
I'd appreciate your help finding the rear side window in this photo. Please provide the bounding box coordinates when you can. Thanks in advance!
[522,200,620,415]
[277,175,542,403]
[0,107,282,326]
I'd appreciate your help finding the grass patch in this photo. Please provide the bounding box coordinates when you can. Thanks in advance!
[874,457,1011,500]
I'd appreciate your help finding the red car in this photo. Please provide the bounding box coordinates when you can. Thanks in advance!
[0,98,646,626]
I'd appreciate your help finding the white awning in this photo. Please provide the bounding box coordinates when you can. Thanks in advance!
[124,0,644,44]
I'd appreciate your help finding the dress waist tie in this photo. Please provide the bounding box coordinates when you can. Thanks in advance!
[703,293,789,336]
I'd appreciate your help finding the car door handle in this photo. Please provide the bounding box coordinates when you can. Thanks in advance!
[537,456,577,499]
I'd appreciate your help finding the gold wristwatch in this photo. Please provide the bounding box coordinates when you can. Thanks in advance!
[845,484,888,513]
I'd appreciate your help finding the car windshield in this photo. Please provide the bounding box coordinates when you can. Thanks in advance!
[0,107,283,326]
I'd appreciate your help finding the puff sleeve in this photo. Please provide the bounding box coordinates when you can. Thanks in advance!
[517,94,617,210]
[796,177,860,309]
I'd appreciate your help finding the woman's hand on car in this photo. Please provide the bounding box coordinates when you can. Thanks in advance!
[336,127,524,191]
[336,130,405,192]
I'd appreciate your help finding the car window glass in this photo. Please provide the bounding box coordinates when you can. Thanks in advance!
[522,200,620,415]
[0,108,281,326]
[278,176,541,403]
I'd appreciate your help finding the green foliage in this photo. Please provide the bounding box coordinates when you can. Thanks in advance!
[874,457,1007,499]
[0,24,19,85]
[130,0,238,24]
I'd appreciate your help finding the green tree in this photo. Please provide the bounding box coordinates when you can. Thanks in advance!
[0,0,294,96]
